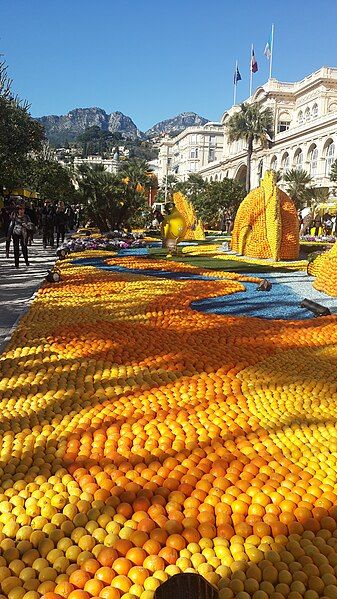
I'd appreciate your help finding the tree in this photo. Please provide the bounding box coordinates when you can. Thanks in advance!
[24,157,78,203]
[225,101,274,192]
[75,164,147,230]
[0,59,44,192]
[181,178,244,228]
[330,160,337,185]
[283,168,314,209]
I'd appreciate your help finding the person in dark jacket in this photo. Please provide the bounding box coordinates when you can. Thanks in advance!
[41,200,56,248]
[55,201,68,246]
[7,204,32,268]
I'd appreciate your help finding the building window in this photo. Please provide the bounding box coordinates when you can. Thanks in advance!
[189,162,197,172]
[295,150,303,169]
[312,103,318,118]
[209,135,216,147]
[270,157,278,171]
[305,108,310,122]
[282,153,290,172]
[310,147,318,176]
[190,148,198,159]
[257,160,263,181]
[189,135,197,145]
[326,142,335,175]
[298,111,304,124]
[208,148,216,162]
[277,121,290,133]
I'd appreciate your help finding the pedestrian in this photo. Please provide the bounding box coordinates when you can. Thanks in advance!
[313,213,322,236]
[41,200,56,248]
[55,201,67,246]
[25,202,37,245]
[7,204,31,268]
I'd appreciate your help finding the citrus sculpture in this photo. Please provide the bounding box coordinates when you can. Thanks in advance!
[231,170,299,260]
[161,204,188,255]
[309,240,337,296]
[172,192,205,241]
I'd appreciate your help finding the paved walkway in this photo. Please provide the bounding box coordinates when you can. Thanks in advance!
[0,238,56,353]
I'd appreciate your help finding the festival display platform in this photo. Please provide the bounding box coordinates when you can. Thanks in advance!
[1,228,337,597]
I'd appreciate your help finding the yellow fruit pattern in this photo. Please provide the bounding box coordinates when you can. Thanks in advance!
[172,192,205,241]
[311,241,337,296]
[231,171,299,261]
[0,251,336,599]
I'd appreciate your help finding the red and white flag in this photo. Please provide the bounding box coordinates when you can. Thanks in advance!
[251,47,258,73]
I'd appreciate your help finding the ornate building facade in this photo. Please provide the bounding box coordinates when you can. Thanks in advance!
[158,67,337,193]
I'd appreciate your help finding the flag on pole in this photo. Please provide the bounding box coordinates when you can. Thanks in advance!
[264,31,272,59]
[233,66,242,85]
[251,47,258,73]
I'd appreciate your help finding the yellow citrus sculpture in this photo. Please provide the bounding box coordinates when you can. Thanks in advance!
[172,191,205,241]
[309,241,337,296]
[161,205,188,255]
[231,170,299,261]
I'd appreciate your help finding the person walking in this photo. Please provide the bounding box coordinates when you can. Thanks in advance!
[55,201,67,246]
[7,204,31,268]
[41,200,56,248]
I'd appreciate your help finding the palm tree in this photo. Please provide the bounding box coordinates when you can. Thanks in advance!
[119,158,150,191]
[225,101,274,192]
[283,168,314,209]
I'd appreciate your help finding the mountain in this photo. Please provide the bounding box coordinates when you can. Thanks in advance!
[37,108,143,146]
[37,108,210,146]
[145,112,209,138]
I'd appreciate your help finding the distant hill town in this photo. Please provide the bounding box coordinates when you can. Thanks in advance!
[37,109,210,146]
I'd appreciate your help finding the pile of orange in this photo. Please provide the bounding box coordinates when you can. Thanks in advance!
[0,250,337,599]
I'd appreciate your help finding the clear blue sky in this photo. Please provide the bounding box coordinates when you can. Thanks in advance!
[2,0,337,131]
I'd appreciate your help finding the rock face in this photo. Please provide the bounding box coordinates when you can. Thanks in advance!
[108,111,142,139]
[38,108,142,145]
[37,109,210,146]
[145,112,209,137]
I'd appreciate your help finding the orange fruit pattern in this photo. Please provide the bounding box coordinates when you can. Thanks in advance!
[0,250,336,599]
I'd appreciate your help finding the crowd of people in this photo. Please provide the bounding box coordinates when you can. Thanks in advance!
[1,199,81,268]
[299,209,337,237]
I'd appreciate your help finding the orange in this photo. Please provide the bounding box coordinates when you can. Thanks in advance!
[97,548,118,567]
[95,567,115,585]
[112,558,132,575]
[69,570,91,589]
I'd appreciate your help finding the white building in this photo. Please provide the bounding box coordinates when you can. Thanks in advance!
[157,123,224,184]
[73,155,120,174]
[158,66,337,193]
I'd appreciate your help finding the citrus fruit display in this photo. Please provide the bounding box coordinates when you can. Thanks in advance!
[310,240,337,296]
[231,171,299,260]
[0,250,337,599]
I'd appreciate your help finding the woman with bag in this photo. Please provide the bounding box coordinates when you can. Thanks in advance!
[7,204,32,268]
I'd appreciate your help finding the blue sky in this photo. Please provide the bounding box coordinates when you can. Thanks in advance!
[2,0,337,131]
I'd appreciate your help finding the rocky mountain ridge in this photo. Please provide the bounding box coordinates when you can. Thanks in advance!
[37,108,210,146]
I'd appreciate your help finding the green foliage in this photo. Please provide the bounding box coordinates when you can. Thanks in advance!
[75,161,149,230]
[76,126,122,157]
[330,159,337,184]
[283,168,314,209]
[164,174,245,228]
[225,102,274,191]
[0,59,44,192]
[24,158,78,203]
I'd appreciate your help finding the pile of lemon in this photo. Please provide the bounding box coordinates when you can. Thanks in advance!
[0,251,337,599]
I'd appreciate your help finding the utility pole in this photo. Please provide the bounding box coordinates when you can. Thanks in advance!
[164,140,169,202]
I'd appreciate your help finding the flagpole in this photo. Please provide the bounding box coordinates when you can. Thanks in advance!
[249,44,253,97]
[269,23,275,79]
[233,60,238,105]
